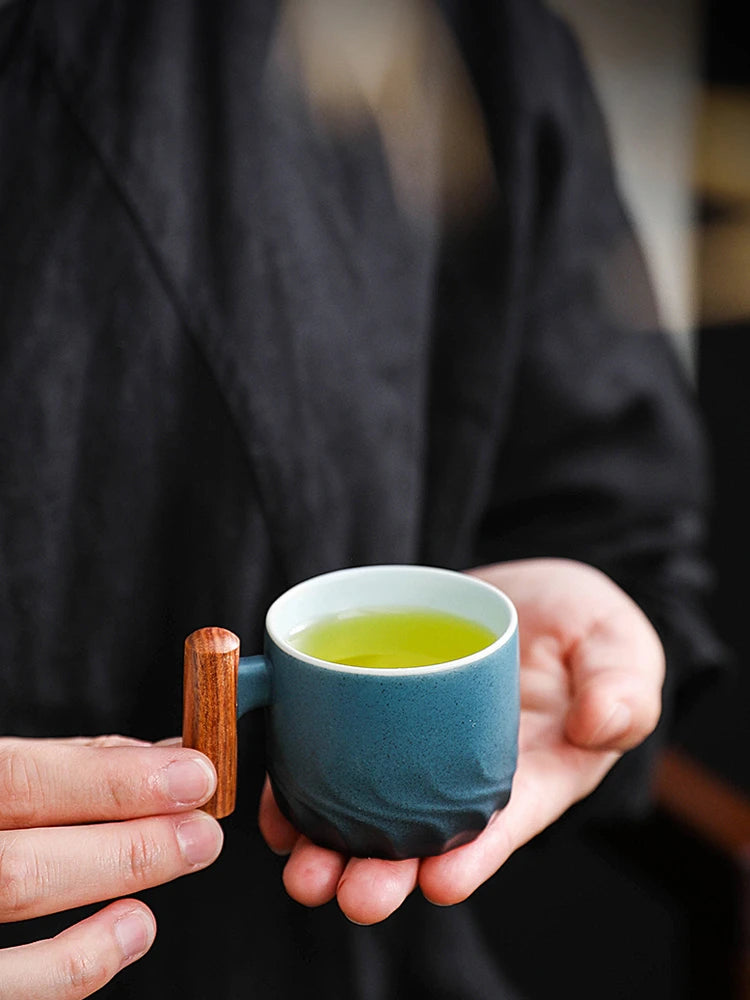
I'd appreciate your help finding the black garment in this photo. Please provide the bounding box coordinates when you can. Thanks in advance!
[0,0,723,997]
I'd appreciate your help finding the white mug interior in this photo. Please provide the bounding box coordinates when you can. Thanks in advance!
[266,564,517,673]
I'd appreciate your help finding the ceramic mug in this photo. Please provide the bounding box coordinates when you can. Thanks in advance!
[183,564,519,860]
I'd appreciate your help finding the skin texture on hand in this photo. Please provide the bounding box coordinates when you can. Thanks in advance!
[0,736,223,998]
[259,557,665,925]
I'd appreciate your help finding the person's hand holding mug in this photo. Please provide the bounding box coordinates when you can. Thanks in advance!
[0,736,223,998]
[258,558,665,923]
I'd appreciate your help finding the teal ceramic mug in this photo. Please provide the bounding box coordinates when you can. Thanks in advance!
[183,564,519,860]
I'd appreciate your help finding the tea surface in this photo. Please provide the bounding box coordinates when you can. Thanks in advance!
[289,607,497,668]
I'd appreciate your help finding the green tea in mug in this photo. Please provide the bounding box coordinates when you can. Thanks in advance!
[289,607,497,668]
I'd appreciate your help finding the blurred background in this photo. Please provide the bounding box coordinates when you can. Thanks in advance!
[482,1,750,997]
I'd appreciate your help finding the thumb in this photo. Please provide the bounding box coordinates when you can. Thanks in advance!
[564,611,665,753]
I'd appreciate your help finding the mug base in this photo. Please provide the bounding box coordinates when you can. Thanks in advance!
[271,782,512,860]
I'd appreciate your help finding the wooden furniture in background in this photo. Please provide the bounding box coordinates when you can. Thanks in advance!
[655,747,750,999]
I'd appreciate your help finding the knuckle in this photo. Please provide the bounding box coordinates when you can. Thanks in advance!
[0,747,44,828]
[88,734,136,748]
[102,772,132,813]
[0,837,43,918]
[121,828,164,887]
[55,945,110,997]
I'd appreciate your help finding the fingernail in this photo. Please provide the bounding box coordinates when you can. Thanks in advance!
[115,909,155,963]
[164,758,215,804]
[268,844,293,857]
[176,813,224,867]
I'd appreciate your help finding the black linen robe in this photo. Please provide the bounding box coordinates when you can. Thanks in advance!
[0,0,723,996]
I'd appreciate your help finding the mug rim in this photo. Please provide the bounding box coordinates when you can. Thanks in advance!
[265,564,518,675]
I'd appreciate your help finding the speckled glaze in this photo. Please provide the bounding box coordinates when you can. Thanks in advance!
[237,565,519,860]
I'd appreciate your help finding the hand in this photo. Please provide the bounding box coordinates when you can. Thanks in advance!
[259,557,664,924]
[0,736,223,998]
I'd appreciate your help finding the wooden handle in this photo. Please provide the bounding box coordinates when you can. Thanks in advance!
[182,627,240,818]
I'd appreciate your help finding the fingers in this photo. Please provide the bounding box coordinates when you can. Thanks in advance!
[471,558,665,753]
[418,744,617,906]
[335,856,419,924]
[418,808,516,908]
[260,778,420,923]
[257,777,298,856]
[41,736,154,749]
[280,839,419,924]
[0,899,156,1000]
[565,603,665,752]
[0,811,223,922]
[259,782,345,906]
[281,837,345,907]
[0,739,217,829]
